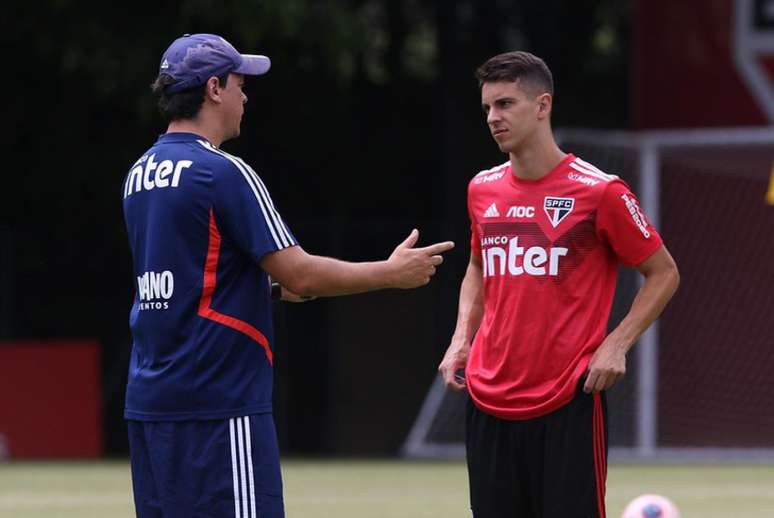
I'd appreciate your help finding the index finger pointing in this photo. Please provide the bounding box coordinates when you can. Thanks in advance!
[418,241,455,255]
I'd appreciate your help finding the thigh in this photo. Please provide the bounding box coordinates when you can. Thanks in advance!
[234,414,284,518]
[128,415,284,518]
[128,421,162,518]
[540,390,608,518]
[465,400,531,518]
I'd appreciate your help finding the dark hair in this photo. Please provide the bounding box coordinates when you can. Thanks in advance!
[475,51,553,97]
[150,74,229,122]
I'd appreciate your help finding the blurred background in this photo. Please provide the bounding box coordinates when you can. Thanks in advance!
[2,0,774,513]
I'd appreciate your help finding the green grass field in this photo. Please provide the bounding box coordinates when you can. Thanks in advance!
[1,460,773,517]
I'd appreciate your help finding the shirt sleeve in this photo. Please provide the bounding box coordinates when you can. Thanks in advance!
[212,157,298,263]
[596,180,662,267]
[468,182,481,257]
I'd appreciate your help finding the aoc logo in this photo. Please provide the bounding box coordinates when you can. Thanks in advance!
[137,270,174,310]
[544,197,575,227]
[506,205,535,218]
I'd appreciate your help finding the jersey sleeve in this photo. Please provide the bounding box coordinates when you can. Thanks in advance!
[468,181,482,257]
[212,158,298,263]
[596,180,662,267]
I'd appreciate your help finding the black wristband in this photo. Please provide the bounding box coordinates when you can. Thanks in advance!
[270,281,282,301]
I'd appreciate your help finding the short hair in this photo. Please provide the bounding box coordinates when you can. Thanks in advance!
[151,74,229,122]
[475,51,553,97]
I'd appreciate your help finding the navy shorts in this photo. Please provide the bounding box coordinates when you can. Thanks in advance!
[466,384,608,518]
[128,414,284,518]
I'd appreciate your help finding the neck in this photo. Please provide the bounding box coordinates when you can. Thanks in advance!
[166,117,225,148]
[509,131,566,181]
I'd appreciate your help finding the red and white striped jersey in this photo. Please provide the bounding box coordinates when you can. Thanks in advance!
[466,154,662,420]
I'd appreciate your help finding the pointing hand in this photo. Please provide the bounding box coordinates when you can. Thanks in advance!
[388,229,454,289]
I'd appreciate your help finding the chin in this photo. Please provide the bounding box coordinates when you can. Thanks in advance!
[496,141,513,154]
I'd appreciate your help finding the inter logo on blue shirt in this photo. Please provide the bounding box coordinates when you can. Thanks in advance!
[123,132,297,421]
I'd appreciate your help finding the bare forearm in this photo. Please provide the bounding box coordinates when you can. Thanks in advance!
[261,231,454,298]
[288,255,395,297]
[452,260,484,343]
[608,258,679,352]
[584,247,679,393]
[439,255,484,390]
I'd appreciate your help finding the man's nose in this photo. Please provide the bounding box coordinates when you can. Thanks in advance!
[487,108,499,125]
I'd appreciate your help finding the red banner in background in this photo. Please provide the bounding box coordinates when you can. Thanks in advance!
[633,0,774,128]
[0,340,102,458]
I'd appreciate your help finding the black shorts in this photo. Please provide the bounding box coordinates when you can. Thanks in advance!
[465,384,608,518]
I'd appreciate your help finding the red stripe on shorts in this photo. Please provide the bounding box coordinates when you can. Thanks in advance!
[592,392,606,518]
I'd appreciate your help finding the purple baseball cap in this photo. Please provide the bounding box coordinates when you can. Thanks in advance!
[159,33,271,94]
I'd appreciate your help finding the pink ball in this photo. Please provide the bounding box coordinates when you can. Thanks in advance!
[622,494,681,518]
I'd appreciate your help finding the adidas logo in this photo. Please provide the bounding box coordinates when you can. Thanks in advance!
[161,59,170,70]
[483,203,500,218]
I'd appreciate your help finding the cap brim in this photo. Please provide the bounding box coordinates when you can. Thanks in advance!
[234,54,271,76]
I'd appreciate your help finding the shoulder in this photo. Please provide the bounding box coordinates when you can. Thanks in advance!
[566,156,620,191]
[194,140,243,171]
[469,161,510,188]
[565,157,642,212]
[193,140,265,187]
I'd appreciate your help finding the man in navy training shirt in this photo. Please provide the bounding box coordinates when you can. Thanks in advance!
[122,33,455,518]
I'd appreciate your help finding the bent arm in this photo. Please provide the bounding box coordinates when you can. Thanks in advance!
[584,245,680,393]
[452,253,485,346]
[260,230,454,297]
[261,245,396,297]
[608,245,679,352]
[439,251,485,390]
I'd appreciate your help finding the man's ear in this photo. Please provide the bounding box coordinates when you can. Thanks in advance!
[536,92,552,120]
[204,76,222,103]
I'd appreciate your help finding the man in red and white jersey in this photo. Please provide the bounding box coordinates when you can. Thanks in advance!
[438,51,680,518]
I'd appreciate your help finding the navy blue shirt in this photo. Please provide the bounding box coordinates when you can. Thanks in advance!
[122,132,296,420]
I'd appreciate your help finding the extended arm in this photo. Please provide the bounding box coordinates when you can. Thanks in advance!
[279,285,315,302]
[260,229,454,298]
[438,251,485,391]
[583,245,680,393]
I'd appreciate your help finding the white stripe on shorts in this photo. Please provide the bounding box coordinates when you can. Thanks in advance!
[243,417,258,518]
[230,417,258,518]
[237,418,249,518]
[229,418,241,518]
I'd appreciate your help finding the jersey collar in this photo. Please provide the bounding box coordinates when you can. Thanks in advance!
[507,153,576,190]
[156,132,213,145]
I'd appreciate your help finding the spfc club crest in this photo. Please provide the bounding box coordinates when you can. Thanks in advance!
[544,197,575,227]
[734,0,774,121]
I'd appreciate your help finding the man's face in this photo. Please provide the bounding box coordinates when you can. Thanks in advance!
[221,73,247,139]
[481,80,546,154]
